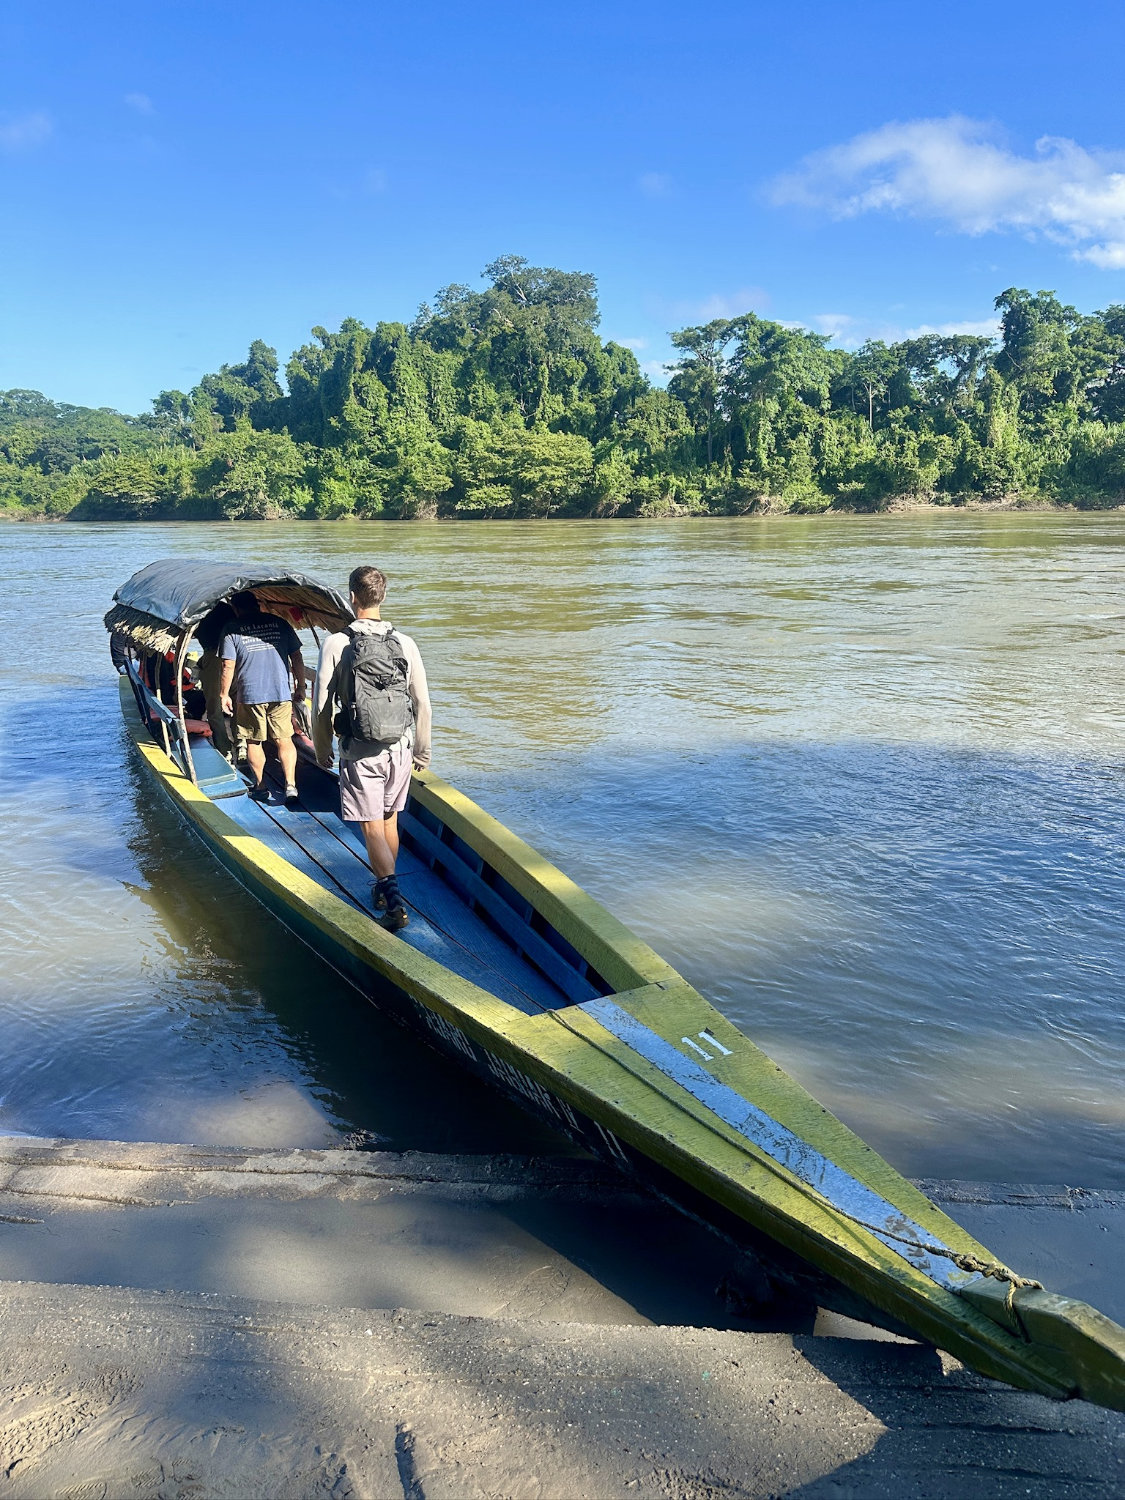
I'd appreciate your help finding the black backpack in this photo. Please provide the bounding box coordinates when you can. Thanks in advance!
[333,626,414,746]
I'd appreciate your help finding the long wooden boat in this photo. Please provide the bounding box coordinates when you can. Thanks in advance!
[107,559,1125,1412]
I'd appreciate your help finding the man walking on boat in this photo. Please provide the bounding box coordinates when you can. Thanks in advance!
[218,591,306,809]
[313,565,432,932]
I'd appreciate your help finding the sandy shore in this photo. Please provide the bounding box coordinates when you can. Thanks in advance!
[0,1136,1121,1498]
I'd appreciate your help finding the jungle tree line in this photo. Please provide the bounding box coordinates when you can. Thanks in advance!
[3,257,1125,521]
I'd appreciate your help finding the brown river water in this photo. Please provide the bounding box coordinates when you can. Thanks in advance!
[1,514,1123,1184]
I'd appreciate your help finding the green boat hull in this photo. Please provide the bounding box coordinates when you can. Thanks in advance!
[119,676,1125,1412]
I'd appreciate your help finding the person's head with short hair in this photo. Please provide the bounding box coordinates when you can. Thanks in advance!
[230,590,261,619]
[349,566,387,612]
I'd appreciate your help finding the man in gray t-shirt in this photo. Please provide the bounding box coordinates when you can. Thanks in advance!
[219,591,306,808]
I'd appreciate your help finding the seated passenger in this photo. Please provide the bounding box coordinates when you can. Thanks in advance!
[219,591,306,809]
[183,675,208,722]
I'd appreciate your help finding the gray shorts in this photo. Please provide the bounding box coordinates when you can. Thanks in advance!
[338,741,412,822]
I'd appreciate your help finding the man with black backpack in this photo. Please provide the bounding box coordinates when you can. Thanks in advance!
[312,564,432,931]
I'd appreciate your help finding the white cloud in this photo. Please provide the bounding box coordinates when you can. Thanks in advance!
[906,317,1000,339]
[613,336,648,350]
[659,287,770,323]
[0,111,52,153]
[771,114,1125,268]
[124,92,154,115]
[638,171,672,197]
[1085,242,1125,269]
[794,311,1000,350]
[809,312,856,338]
[694,290,761,319]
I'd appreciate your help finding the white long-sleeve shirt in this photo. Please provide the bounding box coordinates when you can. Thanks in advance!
[313,618,432,769]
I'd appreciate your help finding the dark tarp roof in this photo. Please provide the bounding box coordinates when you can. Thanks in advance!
[111,558,352,630]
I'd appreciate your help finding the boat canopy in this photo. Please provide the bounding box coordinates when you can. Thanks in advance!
[104,558,353,654]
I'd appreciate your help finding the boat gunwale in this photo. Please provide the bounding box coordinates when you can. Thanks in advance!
[404,772,679,998]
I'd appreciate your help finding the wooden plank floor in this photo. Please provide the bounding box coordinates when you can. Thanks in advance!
[212,756,567,1015]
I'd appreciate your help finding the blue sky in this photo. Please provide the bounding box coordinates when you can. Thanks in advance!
[3,0,1125,413]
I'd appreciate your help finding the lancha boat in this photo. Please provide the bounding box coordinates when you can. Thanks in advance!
[105,557,1125,1412]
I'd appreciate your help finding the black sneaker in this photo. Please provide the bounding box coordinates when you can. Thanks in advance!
[370,884,387,910]
[381,903,409,933]
[248,784,271,803]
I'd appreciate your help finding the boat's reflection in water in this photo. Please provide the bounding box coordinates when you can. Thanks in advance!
[119,769,574,1155]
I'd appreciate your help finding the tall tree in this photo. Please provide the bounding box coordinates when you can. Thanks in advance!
[668,319,738,466]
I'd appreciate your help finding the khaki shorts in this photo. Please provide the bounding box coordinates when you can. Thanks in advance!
[236,701,294,743]
[339,740,413,822]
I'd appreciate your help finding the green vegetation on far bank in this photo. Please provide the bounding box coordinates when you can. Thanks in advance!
[4,257,1125,522]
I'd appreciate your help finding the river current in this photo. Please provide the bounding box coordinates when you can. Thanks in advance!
[1,514,1122,1184]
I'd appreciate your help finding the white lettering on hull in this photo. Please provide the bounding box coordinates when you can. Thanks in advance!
[485,1054,581,1134]
[420,1007,478,1061]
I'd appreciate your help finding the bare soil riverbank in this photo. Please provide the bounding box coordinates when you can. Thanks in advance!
[6,1282,1123,1500]
[0,1137,1122,1498]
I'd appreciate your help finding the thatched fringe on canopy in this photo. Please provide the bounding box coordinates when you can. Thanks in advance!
[103,603,180,656]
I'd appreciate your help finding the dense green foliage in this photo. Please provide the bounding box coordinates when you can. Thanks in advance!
[5,261,1125,521]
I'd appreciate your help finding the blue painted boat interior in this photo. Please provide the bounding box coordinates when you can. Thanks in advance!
[126,663,603,1014]
[227,751,582,1015]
